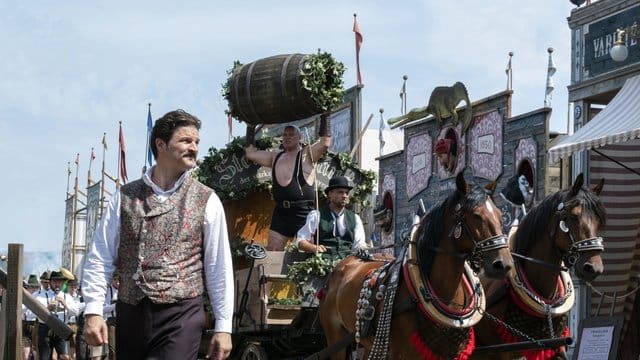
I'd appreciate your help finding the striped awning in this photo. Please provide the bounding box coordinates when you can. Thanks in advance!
[548,74,640,163]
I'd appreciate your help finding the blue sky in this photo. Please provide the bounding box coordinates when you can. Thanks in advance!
[0,0,577,255]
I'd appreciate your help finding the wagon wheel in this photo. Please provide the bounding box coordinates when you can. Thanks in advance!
[244,243,267,260]
[240,343,268,360]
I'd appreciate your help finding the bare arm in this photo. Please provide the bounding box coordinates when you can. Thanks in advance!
[297,239,327,253]
[245,145,275,168]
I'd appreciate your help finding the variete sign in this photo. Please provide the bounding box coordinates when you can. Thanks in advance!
[209,151,267,191]
[584,5,640,78]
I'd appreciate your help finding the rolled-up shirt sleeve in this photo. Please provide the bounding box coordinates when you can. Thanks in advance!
[203,193,234,333]
[353,215,368,250]
[296,210,319,247]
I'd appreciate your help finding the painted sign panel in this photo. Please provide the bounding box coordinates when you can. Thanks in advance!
[62,196,74,270]
[470,110,503,180]
[406,133,432,199]
[515,137,537,172]
[329,106,352,153]
[85,181,101,253]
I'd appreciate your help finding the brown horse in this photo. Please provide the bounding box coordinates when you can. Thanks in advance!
[319,172,514,359]
[472,173,606,360]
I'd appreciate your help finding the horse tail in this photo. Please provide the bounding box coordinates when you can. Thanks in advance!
[456,82,473,133]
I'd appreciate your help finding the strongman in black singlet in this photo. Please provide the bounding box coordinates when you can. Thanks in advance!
[270,149,316,237]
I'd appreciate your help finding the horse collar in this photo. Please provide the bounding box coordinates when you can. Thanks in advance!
[507,263,575,317]
[402,241,485,328]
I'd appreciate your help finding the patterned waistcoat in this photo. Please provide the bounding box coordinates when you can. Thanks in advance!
[117,176,213,304]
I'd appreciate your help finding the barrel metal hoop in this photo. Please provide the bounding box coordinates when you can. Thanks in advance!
[245,61,260,122]
[233,64,250,122]
[280,54,297,121]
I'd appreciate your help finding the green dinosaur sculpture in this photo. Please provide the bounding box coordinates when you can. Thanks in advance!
[388,82,473,132]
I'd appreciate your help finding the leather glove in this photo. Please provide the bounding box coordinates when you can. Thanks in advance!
[318,113,331,137]
[245,125,255,146]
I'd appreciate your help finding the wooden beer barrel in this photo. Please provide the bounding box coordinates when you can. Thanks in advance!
[228,54,321,125]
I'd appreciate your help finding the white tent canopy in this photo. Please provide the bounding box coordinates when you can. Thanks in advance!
[548,74,640,163]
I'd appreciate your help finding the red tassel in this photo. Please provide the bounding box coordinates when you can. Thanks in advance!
[410,328,475,360]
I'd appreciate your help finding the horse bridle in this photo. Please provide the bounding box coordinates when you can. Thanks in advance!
[449,201,509,270]
[552,201,604,267]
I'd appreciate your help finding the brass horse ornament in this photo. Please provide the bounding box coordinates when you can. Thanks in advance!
[472,174,606,360]
[318,173,514,359]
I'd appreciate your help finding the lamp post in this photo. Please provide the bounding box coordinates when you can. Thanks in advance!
[610,22,640,62]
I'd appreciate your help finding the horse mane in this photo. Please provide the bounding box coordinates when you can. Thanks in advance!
[417,179,488,276]
[514,184,607,254]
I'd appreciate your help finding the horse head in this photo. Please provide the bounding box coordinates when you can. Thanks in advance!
[552,173,606,282]
[419,172,513,279]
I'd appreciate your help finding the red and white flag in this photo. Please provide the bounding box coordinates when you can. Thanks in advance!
[119,123,128,184]
[353,14,363,86]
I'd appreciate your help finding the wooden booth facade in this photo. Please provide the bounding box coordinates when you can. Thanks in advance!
[378,90,560,256]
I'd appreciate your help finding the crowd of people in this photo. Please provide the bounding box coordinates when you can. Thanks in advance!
[20,268,118,360]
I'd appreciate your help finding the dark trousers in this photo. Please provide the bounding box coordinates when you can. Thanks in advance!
[116,297,205,360]
[37,323,69,360]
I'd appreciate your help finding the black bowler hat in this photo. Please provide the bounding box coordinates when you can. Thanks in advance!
[324,176,353,194]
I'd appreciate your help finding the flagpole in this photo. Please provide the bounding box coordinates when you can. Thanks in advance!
[544,47,556,107]
[66,161,72,198]
[143,103,151,174]
[87,147,94,187]
[506,52,513,91]
[400,75,408,115]
[100,133,107,218]
[117,121,122,187]
[379,108,385,157]
[118,121,128,185]
[72,153,79,272]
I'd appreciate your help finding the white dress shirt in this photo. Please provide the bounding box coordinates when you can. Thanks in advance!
[103,284,118,319]
[81,167,234,333]
[296,208,367,251]
[33,288,55,323]
[33,288,80,323]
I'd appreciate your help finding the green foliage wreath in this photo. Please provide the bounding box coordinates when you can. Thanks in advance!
[195,135,376,209]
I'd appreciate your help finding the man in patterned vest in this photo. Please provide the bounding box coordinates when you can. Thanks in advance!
[296,175,368,259]
[82,109,234,360]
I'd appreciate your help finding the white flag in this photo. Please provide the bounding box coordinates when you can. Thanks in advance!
[505,52,513,90]
[379,112,386,156]
[545,49,556,107]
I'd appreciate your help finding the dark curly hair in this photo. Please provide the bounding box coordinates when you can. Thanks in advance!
[150,109,202,159]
